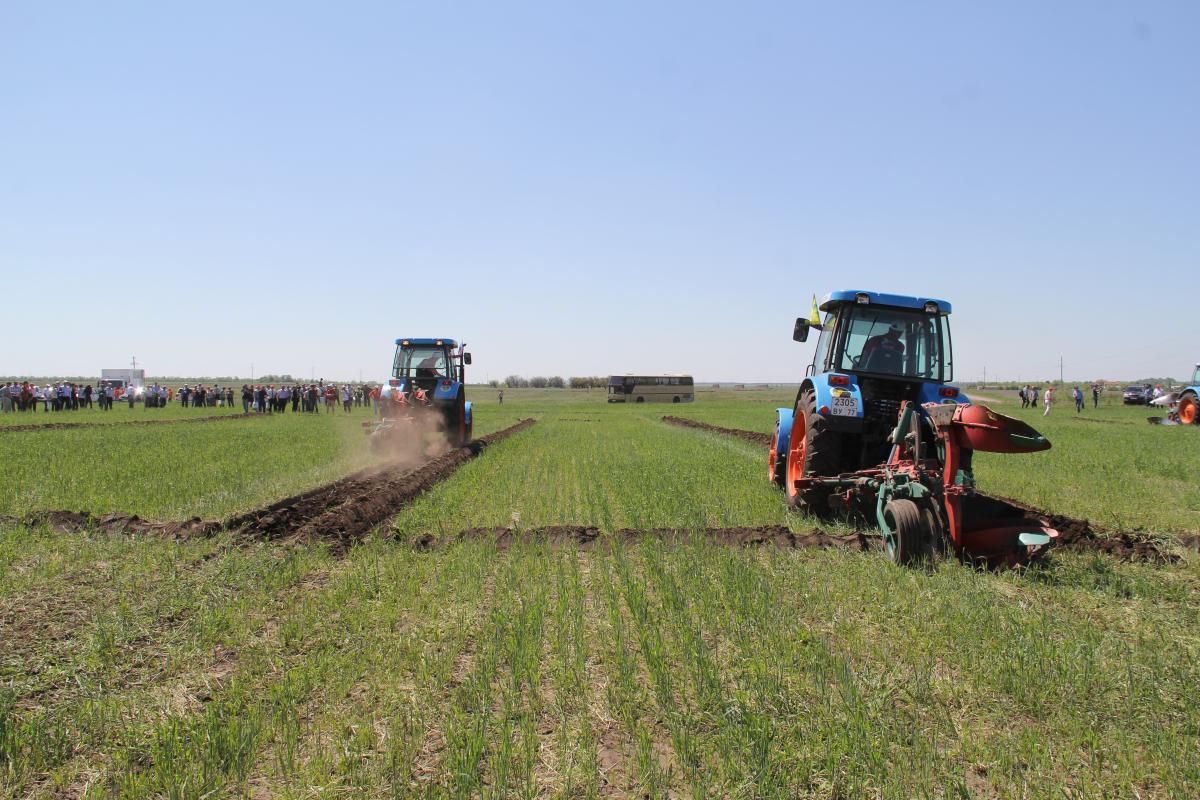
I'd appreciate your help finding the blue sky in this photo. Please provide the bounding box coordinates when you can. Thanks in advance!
[2,2,1196,383]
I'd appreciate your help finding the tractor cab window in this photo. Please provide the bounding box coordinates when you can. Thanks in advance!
[1193,365,1200,385]
[833,307,951,382]
[394,346,450,386]
[811,313,835,373]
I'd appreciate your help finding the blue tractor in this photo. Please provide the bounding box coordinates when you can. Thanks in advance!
[769,290,1059,567]
[372,338,473,449]
[770,291,966,510]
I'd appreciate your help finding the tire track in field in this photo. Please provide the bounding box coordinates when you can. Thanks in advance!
[415,525,874,552]
[0,413,255,433]
[3,419,537,553]
[660,415,1199,561]
[661,415,773,446]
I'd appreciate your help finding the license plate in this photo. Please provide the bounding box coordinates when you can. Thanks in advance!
[830,396,858,417]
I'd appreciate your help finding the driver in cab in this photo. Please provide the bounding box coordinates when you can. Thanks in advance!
[859,324,904,373]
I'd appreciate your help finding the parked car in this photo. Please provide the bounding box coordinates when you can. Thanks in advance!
[1122,385,1152,405]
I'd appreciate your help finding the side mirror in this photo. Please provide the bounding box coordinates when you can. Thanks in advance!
[793,318,810,343]
[463,352,472,365]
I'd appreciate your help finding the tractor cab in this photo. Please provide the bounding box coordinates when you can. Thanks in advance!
[392,338,470,394]
[795,291,954,385]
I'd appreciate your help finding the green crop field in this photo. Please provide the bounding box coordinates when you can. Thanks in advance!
[1,388,1197,798]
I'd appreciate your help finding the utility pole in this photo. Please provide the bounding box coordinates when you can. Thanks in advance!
[982,366,986,387]
[1059,356,1064,384]
[251,362,254,381]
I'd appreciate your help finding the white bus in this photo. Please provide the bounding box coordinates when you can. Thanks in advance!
[607,375,694,403]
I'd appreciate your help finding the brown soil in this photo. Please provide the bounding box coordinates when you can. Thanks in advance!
[662,415,774,446]
[663,418,1196,562]
[228,419,534,552]
[0,413,255,433]
[5,419,536,554]
[989,495,1196,563]
[415,525,875,552]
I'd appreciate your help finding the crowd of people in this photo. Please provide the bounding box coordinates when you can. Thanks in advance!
[1017,383,1104,416]
[1,380,377,414]
[2,381,111,412]
[237,383,375,414]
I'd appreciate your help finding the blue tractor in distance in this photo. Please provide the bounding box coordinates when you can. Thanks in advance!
[769,291,1060,567]
[371,338,473,450]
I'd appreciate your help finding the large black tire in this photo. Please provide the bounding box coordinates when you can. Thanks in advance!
[785,387,841,514]
[920,505,947,559]
[883,499,924,566]
[444,392,468,447]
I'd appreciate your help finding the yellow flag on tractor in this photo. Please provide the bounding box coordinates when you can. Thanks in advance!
[809,295,821,327]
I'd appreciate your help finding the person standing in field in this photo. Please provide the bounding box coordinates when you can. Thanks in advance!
[1072,385,1083,413]
[1043,385,1054,416]
[1091,383,1100,409]
[342,384,353,412]
[498,389,504,405]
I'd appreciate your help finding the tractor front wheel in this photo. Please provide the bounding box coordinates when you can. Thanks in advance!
[883,499,926,566]
[1180,392,1199,425]
[769,421,784,486]
[785,387,838,514]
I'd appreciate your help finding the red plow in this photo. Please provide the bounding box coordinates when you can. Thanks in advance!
[806,401,1059,567]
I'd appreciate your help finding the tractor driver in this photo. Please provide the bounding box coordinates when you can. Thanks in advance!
[415,355,446,380]
[859,323,905,373]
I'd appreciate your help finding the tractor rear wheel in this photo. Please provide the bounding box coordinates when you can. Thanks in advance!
[445,392,469,447]
[785,387,839,514]
[883,499,926,566]
[1180,392,1199,425]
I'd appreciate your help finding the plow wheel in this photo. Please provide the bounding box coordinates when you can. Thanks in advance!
[785,388,837,514]
[1180,393,1199,425]
[921,505,947,558]
[883,499,928,566]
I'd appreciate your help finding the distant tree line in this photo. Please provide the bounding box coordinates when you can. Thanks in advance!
[491,376,608,389]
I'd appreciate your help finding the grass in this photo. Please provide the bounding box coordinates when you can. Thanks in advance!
[0,402,528,519]
[0,388,1197,797]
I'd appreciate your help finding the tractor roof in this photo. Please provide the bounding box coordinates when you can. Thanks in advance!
[819,290,952,315]
[395,338,459,348]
